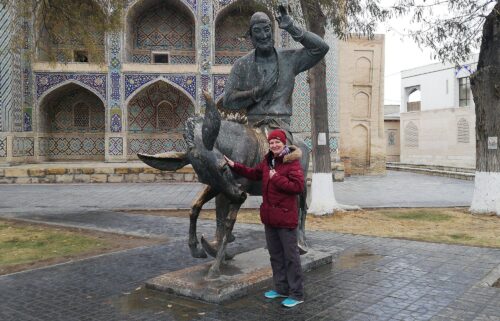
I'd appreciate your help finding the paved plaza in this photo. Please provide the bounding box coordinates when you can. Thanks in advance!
[1,171,499,321]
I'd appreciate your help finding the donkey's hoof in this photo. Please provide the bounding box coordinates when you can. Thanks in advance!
[298,242,308,255]
[206,267,220,279]
[201,235,235,260]
[228,233,236,243]
[201,235,218,258]
[189,246,207,258]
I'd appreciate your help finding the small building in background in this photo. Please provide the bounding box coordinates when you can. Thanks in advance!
[384,105,400,162]
[399,55,477,168]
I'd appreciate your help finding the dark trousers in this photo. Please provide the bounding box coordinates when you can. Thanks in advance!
[265,225,304,300]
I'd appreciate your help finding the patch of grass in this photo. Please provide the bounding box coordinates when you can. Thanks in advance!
[124,207,500,248]
[381,209,453,222]
[447,233,474,241]
[0,221,110,267]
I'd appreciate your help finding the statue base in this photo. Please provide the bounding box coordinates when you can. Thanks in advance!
[145,247,340,304]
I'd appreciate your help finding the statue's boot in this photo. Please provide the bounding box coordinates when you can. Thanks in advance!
[200,235,234,260]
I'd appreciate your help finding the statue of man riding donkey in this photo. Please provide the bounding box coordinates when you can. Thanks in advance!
[139,5,329,278]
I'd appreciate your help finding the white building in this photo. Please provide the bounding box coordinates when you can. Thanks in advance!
[399,54,478,168]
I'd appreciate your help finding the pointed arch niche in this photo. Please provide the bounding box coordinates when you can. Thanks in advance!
[351,124,370,174]
[125,0,196,64]
[36,0,106,63]
[38,83,105,160]
[126,80,194,158]
[214,1,274,65]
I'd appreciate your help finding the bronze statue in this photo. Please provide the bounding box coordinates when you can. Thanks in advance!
[139,5,328,279]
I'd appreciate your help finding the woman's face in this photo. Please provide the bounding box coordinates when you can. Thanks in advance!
[269,138,285,156]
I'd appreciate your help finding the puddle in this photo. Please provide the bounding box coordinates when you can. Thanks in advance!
[336,250,383,269]
[111,287,215,321]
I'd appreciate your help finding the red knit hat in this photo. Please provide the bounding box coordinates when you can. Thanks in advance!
[267,129,286,143]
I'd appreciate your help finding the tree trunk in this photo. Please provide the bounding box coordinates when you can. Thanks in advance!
[300,0,344,215]
[299,0,331,173]
[470,2,500,215]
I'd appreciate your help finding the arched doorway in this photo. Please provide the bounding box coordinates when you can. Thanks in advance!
[38,83,106,161]
[127,80,194,158]
[125,0,196,64]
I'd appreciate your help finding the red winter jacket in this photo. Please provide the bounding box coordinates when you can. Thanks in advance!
[231,146,304,229]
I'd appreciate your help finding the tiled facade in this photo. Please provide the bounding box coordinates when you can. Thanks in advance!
[0,0,383,173]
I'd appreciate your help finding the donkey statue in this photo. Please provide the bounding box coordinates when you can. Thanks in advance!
[138,92,309,278]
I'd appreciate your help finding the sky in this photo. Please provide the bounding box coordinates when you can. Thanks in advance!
[377,22,438,106]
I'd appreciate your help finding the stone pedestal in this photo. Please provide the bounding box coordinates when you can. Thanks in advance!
[146,247,338,304]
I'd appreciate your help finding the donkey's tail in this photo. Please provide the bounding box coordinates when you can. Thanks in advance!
[201,91,221,151]
[137,152,189,171]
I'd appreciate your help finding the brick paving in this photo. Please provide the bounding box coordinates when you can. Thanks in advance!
[0,171,498,321]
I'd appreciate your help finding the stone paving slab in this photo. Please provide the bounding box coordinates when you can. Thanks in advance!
[146,247,336,303]
[0,211,499,321]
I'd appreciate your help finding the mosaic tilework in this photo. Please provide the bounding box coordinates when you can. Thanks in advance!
[0,7,13,131]
[23,67,33,132]
[214,55,240,65]
[128,81,194,132]
[200,0,212,73]
[110,111,122,133]
[213,75,227,101]
[128,137,187,155]
[12,137,34,157]
[291,71,311,132]
[39,137,105,157]
[125,74,196,100]
[135,5,194,51]
[325,31,339,133]
[12,37,23,132]
[215,18,252,50]
[109,33,122,133]
[23,110,32,132]
[36,73,107,101]
[109,137,123,156]
[0,137,6,157]
[290,30,339,134]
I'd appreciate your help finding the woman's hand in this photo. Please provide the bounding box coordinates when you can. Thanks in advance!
[269,169,276,178]
[224,155,234,167]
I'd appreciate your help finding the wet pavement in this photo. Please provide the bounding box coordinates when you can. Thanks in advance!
[0,171,499,321]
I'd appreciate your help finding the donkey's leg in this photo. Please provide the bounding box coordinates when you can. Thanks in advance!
[189,185,218,258]
[207,198,245,279]
[201,194,234,259]
[297,189,309,255]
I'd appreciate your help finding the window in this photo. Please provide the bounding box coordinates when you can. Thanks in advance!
[74,50,89,62]
[73,102,90,128]
[459,77,471,107]
[153,53,169,64]
[406,88,421,112]
[388,131,396,146]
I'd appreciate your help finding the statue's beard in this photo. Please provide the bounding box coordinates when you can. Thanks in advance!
[253,38,274,53]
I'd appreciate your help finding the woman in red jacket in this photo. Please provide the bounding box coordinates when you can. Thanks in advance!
[224,129,305,307]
